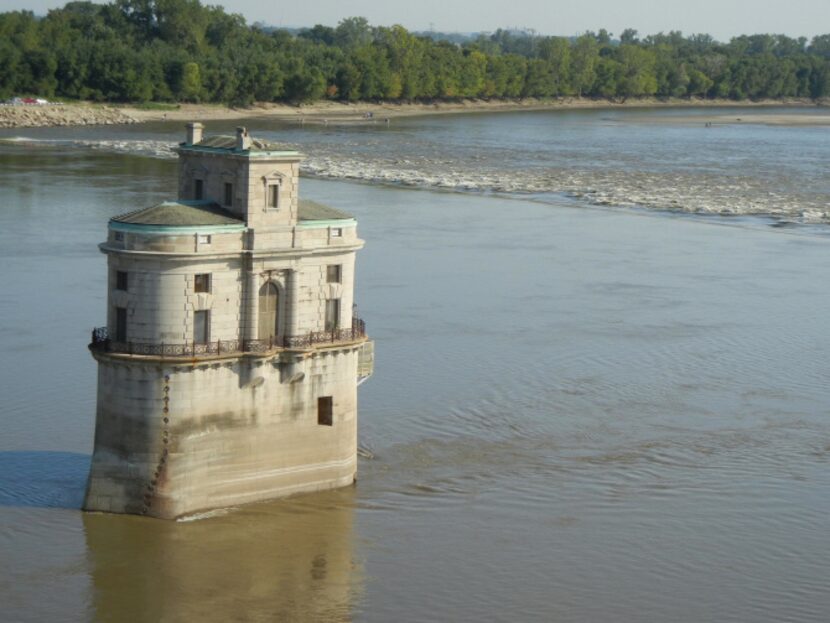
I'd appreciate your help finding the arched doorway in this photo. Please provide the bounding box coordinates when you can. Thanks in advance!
[258,282,280,342]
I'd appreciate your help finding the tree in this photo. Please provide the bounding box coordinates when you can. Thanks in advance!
[620,28,639,45]
[653,45,688,96]
[460,49,486,97]
[335,62,361,101]
[376,25,425,99]
[335,17,372,49]
[538,37,571,95]
[809,35,830,58]
[299,24,335,46]
[592,57,621,98]
[0,37,23,98]
[351,45,392,100]
[178,60,201,100]
[523,59,554,97]
[155,0,209,54]
[687,68,713,96]
[285,66,325,103]
[596,29,612,46]
[570,34,598,96]
[1,1,828,107]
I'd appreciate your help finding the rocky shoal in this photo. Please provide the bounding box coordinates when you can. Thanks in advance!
[0,104,138,128]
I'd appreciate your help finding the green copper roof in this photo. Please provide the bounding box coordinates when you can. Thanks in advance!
[112,200,244,226]
[298,200,353,221]
[110,199,352,230]
[180,135,296,153]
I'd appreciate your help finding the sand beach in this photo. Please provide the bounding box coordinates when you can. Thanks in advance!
[2,97,829,129]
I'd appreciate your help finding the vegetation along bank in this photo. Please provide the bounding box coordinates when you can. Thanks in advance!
[2,0,830,109]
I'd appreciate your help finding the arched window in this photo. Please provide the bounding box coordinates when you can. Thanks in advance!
[258,282,280,340]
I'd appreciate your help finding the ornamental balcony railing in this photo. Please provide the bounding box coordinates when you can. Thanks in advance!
[90,318,367,358]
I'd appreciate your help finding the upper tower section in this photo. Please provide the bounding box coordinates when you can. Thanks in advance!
[175,122,302,231]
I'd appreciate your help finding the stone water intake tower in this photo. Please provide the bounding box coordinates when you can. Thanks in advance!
[84,123,373,519]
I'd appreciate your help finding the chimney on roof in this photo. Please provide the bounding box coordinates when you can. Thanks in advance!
[236,126,251,150]
[186,122,203,146]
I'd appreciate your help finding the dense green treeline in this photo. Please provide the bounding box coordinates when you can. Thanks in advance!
[2,0,830,105]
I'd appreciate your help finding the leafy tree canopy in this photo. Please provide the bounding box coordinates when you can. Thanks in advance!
[1,1,829,104]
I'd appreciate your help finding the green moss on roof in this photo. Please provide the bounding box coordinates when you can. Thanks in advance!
[111,199,352,228]
[182,135,294,152]
[112,200,244,226]
[298,199,353,221]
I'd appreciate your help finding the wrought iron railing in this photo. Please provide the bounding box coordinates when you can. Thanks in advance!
[90,318,367,358]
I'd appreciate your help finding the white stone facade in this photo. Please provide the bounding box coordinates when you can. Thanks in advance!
[103,248,357,344]
[84,125,370,519]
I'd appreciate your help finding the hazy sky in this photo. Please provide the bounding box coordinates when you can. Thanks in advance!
[2,0,829,41]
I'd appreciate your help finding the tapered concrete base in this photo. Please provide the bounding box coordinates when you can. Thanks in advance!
[84,346,361,519]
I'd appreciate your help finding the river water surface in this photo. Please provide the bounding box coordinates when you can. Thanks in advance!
[1,109,829,622]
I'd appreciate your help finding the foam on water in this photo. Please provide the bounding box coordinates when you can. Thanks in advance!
[4,115,829,226]
[300,151,830,223]
[1,136,177,160]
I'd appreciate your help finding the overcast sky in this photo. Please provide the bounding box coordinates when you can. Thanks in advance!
[3,0,829,42]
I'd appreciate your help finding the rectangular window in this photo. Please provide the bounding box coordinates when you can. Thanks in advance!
[331,228,342,238]
[318,396,333,426]
[326,264,342,283]
[268,184,279,209]
[224,182,233,207]
[325,298,340,331]
[194,179,204,200]
[197,234,211,245]
[115,271,128,291]
[114,231,124,242]
[115,307,127,343]
[194,273,211,293]
[194,310,210,344]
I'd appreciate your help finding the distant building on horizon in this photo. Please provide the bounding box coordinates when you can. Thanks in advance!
[84,123,373,519]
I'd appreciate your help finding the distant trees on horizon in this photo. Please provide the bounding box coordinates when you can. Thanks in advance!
[1,0,829,105]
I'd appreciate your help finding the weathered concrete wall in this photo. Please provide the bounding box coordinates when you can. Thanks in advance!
[84,346,360,519]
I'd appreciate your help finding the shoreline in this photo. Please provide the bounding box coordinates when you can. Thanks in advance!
[1,97,829,129]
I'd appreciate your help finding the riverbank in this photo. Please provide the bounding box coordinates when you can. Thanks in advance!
[2,97,829,129]
[0,103,139,128]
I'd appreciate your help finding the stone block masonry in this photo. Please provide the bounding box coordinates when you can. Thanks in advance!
[84,124,371,519]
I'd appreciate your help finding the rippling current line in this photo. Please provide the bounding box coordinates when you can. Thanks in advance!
[4,136,830,225]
